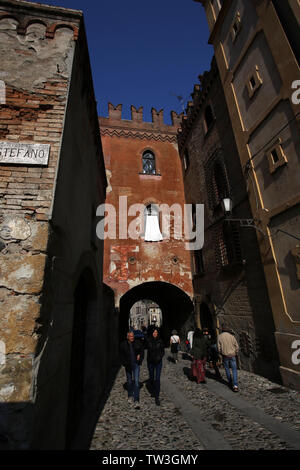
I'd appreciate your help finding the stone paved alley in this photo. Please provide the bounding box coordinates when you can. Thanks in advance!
[90,350,300,451]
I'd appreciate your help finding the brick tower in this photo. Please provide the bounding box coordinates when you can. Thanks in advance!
[99,104,194,340]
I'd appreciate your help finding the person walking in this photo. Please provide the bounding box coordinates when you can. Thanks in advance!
[190,329,210,384]
[146,328,165,406]
[218,325,239,392]
[170,330,180,363]
[120,331,144,408]
[187,329,194,354]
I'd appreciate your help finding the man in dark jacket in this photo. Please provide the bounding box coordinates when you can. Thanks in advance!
[120,331,144,408]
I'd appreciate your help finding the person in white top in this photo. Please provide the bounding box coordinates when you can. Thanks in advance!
[170,330,180,363]
[187,330,194,350]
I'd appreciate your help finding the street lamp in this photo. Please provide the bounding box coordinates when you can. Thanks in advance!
[222,197,233,215]
[222,197,266,236]
[222,198,300,241]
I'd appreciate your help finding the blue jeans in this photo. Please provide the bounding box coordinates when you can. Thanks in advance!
[148,361,163,398]
[223,356,238,388]
[125,363,140,402]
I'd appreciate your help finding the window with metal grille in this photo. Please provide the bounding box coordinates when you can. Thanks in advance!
[215,221,242,268]
[212,162,229,206]
[142,151,156,174]
[204,150,231,211]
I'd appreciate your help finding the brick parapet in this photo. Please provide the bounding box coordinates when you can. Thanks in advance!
[99,103,183,141]
[0,0,82,40]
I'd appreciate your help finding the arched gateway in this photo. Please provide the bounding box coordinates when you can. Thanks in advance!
[119,281,194,344]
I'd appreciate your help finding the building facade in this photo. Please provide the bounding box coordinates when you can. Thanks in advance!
[0,0,112,449]
[194,0,300,389]
[178,56,280,378]
[99,105,194,341]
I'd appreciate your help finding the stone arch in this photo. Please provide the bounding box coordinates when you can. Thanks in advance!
[47,22,79,40]
[25,21,47,40]
[24,19,48,31]
[0,15,19,30]
[0,14,20,23]
[119,281,194,344]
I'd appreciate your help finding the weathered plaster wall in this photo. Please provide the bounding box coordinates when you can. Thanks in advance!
[0,1,108,449]
[0,7,77,448]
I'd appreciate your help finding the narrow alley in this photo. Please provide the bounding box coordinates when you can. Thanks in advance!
[91,350,300,451]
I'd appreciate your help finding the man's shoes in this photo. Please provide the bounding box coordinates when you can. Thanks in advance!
[155,398,160,406]
[127,396,134,404]
[233,385,238,392]
[134,401,140,409]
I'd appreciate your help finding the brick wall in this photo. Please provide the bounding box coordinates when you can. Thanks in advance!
[0,2,108,449]
[100,104,193,305]
[178,58,280,380]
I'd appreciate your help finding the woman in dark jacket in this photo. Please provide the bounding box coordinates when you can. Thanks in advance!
[146,328,165,406]
[190,328,210,384]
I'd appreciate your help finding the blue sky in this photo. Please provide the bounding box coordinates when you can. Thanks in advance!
[33,0,214,124]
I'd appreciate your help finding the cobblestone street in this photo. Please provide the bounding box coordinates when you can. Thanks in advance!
[90,350,300,451]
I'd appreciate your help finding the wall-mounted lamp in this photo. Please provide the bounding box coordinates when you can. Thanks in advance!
[222,197,266,237]
[222,197,233,214]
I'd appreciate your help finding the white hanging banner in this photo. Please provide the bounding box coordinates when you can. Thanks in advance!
[144,215,163,242]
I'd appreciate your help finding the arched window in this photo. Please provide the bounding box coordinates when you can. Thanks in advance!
[144,204,163,241]
[204,105,214,132]
[183,148,190,171]
[142,151,156,175]
[204,150,231,211]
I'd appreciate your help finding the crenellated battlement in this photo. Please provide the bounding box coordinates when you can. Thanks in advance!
[100,103,184,136]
